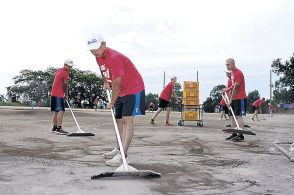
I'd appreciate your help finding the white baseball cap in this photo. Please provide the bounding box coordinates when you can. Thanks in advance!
[170,75,177,80]
[87,34,105,50]
[64,59,74,67]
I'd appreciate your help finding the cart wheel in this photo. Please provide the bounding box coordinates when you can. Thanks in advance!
[178,120,184,126]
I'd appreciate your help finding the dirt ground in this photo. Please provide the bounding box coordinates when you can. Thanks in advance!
[0,106,293,195]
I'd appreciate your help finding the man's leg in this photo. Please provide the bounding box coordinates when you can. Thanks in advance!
[165,107,171,124]
[122,116,134,156]
[220,110,225,119]
[225,116,237,140]
[53,112,58,126]
[56,111,64,126]
[102,119,122,159]
[150,108,163,124]
[151,108,162,120]
[252,110,257,120]
[104,97,123,159]
[51,112,58,133]
[256,110,260,120]
[236,116,244,129]
[116,118,124,148]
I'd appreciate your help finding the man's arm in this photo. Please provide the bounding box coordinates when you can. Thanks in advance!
[224,85,233,93]
[107,77,121,108]
[172,89,179,102]
[100,74,111,90]
[228,82,240,106]
[64,80,69,99]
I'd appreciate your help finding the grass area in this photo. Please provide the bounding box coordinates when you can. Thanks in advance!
[0,102,30,107]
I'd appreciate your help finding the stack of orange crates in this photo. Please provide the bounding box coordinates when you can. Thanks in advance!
[182,81,200,121]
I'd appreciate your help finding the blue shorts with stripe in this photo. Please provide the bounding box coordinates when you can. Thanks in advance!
[51,96,65,112]
[114,90,145,119]
[230,98,247,116]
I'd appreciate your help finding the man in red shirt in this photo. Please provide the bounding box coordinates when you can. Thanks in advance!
[251,98,265,121]
[219,98,228,120]
[50,59,73,135]
[225,58,247,142]
[268,103,273,117]
[220,71,232,120]
[87,34,145,167]
[149,75,178,126]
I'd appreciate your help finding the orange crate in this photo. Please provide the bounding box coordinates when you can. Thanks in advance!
[182,99,199,106]
[183,90,199,100]
[183,111,199,121]
[184,81,199,90]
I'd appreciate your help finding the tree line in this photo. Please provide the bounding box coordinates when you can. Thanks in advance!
[2,53,293,112]
[3,67,182,111]
[6,67,105,108]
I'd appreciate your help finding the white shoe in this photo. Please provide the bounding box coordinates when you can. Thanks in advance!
[102,148,119,159]
[105,153,128,167]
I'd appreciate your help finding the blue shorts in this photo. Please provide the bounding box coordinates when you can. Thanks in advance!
[230,98,247,116]
[51,96,65,112]
[114,90,145,119]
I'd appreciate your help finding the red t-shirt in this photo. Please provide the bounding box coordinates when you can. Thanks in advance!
[231,68,246,100]
[253,99,265,107]
[159,82,174,101]
[219,98,225,106]
[224,78,233,93]
[51,68,69,97]
[96,48,144,97]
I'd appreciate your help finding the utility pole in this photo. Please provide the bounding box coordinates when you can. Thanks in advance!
[270,69,273,104]
[197,70,198,82]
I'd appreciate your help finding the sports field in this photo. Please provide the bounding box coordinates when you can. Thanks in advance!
[0,107,293,195]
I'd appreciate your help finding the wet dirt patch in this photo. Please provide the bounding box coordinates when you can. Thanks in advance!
[135,162,235,194]
[192,158,247,168]
[0,141,76,160]
[0,175,13,182]
[242,179,261,187]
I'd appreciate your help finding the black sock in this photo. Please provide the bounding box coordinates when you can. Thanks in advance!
[53,125,57,129]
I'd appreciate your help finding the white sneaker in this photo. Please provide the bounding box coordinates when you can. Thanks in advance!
[105,153,127,167]
[102,148,119,159]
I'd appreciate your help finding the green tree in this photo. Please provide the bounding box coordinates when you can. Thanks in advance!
[7,68,55,105]
[203,97,215,113]
[271,54,294,103]
[203,84,226,113]
[170,82,182,111]
[69,68,104,107]
[0,94,6,102]
[6,67,103,107]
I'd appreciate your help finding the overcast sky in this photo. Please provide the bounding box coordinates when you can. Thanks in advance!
[1,0,294,102]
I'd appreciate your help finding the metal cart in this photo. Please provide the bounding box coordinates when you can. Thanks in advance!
[178,104,204,127]
[178,80,203,127]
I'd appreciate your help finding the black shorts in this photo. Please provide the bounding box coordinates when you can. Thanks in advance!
[114,90,145,119]
[230,98,247,116]
[224,106,229,114]
[252,105,258,112]
[220,105,229,114]
[51,96,65,112]
[158,98,170,108]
